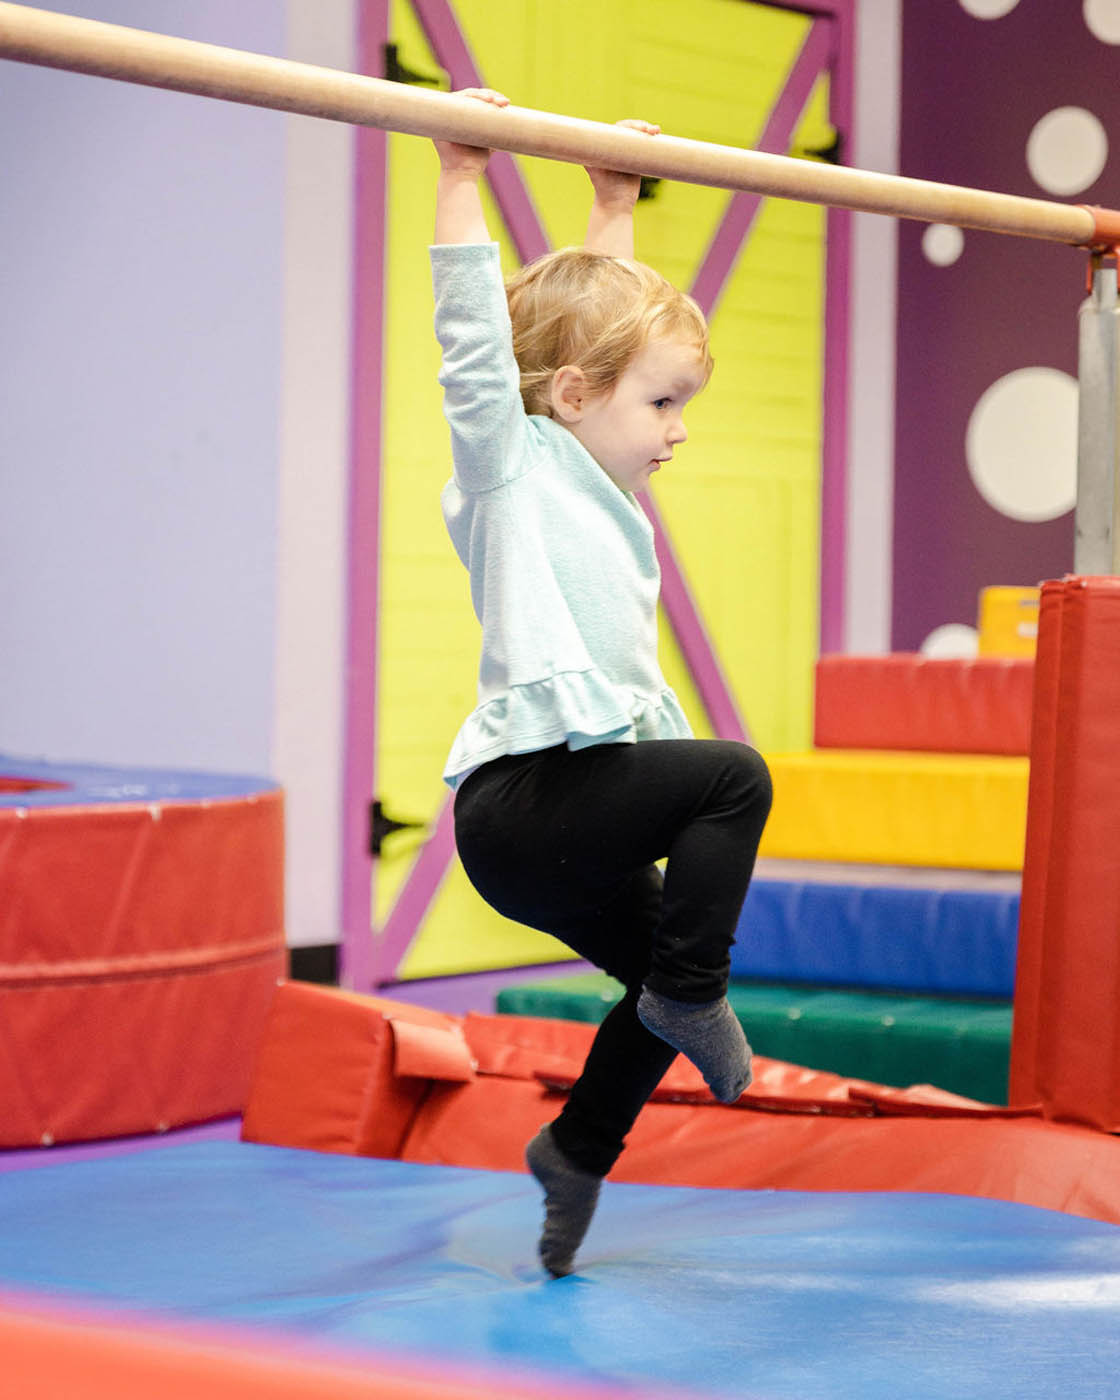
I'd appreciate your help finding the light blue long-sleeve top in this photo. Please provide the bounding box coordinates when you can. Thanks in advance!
[434,242,691,789]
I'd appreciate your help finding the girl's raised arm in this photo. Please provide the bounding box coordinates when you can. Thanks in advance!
[433,87,510,245]
[583,118,660,259]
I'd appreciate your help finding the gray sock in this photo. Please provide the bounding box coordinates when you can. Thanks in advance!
[636,987,753,1103]
[525,1125,603,1278]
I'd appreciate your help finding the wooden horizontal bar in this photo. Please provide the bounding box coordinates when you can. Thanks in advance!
[0,1,1112,247]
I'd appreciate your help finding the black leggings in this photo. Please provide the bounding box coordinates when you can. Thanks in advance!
[453,738,772,1176]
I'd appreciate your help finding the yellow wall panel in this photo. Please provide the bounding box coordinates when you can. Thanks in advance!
[397,858,579,979]
[657,604,717,742]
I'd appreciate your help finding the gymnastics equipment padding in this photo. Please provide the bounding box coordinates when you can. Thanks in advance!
[813,655,1034,755]
[736,859,1019,997]
[241,982,474,1157]
[0,757,286,1147]
[759,749,1028,868]
[239,984,1120,1226]
[497,972,1012,1104]
[1009,576,1120,1130]
[978,585,1040,658]
[0,1289,638,1400]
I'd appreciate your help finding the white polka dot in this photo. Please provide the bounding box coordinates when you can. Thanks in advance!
[922,224,964,267]
[1026,107,1108,195]
[920,625,980,659]
[1084,0,1120,43]
[965,368,1078,522]
[958,0,1020,15]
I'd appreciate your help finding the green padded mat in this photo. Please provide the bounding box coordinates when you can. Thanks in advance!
[496,973,1013,1105]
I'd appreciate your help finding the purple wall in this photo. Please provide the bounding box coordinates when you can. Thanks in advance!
[892,1,1120,650]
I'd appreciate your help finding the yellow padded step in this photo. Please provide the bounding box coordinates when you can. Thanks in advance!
[759,750,1029,870]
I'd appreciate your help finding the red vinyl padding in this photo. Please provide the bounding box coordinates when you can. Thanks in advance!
[0,793,286,1146]
[814,653,1034,755]
[1010,576,1120,1130]
[243,984,1120,1227]
[0,1290,631,1400]
[241,983,462,1158]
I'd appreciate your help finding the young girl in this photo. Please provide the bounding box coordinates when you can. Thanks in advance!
[432,90,773,1276]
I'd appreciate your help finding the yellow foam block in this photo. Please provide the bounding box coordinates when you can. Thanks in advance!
[978,585,1040,658]
[759,750,1029,870]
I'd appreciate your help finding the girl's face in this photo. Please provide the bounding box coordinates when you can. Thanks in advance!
[567,335,708,494]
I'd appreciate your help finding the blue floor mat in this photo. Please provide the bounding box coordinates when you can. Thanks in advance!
[0,1142,1118,1400]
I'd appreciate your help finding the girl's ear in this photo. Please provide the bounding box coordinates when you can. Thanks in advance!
[549,365,586,423]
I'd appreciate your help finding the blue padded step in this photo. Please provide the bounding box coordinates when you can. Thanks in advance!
[734,858,1020,997]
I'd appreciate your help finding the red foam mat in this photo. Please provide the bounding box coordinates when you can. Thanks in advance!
[243,984,1120,1227]
[0,1290,636,1400]
[1010,576,1120,1130]
[814,653,1034,754]
[0,793,286,1145]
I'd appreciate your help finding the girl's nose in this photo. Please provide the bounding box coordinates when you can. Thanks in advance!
[669,418,687,444]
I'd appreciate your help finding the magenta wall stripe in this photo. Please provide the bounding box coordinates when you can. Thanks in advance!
[690,19,831,318]
[341,1,391,991]
[411,0,550,263]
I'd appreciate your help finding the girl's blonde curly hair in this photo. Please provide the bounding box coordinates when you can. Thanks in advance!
[505,248,713,416]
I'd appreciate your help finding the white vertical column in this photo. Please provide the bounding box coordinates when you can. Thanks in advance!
[273,0,356,949]
[1075,258,1120,576]
[844,0,901,653]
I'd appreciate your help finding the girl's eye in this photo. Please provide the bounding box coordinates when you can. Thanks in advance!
[653,397,671,410]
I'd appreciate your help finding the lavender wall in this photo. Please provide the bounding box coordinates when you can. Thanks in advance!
[892,0,1120,650]
[0,1,285,773]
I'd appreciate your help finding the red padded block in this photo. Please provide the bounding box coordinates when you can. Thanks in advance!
[616,1108,1120,1220]
[814,653,1034,754]
[1008,581,1064,1109]
[0,956,286,1147]
[391,1016,476,1082]
[409,1056,1120,1226]
[401,1077,556,1170]
[400,1058,1120,1226]
[1010,576,1120,1130]
[241,982,475,1158]
[0,796,284,967]
[462,1010,597,1081]
[242,992,1120,1226]
[0,792,286,1146]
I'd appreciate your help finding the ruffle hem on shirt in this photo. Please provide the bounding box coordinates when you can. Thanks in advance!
[443,670,692,788]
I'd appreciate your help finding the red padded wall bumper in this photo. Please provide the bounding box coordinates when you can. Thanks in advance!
[814,654,1034,755]
[241,984,1120,1227]
[1010,576,1120,1130]
[0,791,286,1146]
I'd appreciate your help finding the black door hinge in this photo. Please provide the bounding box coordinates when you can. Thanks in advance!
[369,799,425,857]
[796,129,844,166]
[383,42,444,87]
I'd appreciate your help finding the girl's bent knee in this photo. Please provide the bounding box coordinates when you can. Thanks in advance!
[722,743,772,814]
